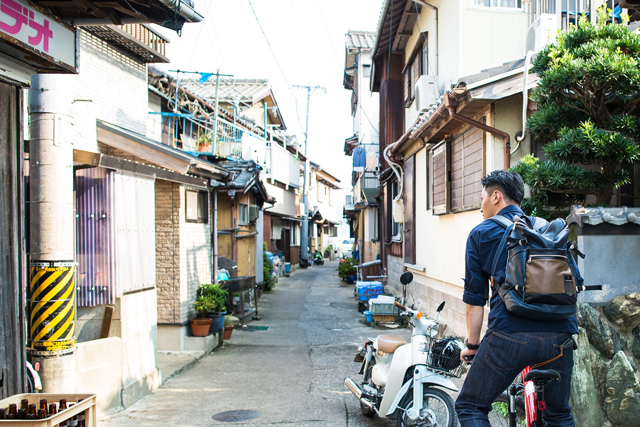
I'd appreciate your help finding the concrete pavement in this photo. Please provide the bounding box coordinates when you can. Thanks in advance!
[100,260,462,426]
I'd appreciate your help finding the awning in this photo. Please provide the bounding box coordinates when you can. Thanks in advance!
[96,120,228,180]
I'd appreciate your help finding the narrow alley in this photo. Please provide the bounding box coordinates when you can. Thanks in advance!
[99,261,447,427]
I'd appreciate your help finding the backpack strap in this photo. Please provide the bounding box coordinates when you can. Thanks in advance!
[489,215,514,288]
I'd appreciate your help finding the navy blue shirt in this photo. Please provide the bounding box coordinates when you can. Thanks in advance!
[463,205,578,334]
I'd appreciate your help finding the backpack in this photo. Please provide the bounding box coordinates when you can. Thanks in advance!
[489,214,589,321]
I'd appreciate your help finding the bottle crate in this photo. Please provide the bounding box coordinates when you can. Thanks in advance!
[0,393,96,426]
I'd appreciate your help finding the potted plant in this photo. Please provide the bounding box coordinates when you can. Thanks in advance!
[197,283,229,334]
[223,315,234,340]
[338,258,358,284]
[324,245,333,259]
[191,296,215,337]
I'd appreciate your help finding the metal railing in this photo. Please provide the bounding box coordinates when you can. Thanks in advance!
[528,0,594,29]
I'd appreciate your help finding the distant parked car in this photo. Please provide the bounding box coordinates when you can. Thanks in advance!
[339,238,355,259]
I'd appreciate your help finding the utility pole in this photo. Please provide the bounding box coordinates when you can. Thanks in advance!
[293,83,325,265]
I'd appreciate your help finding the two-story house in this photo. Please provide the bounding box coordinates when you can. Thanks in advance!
[343,30,382,265]
[3,0,205,410]
[369,0,540,334]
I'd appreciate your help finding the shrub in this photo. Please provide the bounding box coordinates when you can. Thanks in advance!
[337,258,358,279]
[263,242,274,291]
[196,283,228,312]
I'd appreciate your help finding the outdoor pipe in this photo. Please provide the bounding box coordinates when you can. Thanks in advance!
[446,97,511,169]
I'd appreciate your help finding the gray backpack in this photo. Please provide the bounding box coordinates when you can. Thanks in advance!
[490,215,591,321]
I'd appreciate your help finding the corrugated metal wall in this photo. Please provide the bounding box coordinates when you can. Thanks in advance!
[76,167,116,306]
[75,168,155,306]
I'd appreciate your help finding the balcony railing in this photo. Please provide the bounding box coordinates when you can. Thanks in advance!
[353,170,379,203]
[84,23,170,63]
[528,0,593,29]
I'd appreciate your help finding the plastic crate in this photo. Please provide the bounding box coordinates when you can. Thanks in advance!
[0,393,96,426]
[355,281,384,301]
[369,295,398,315]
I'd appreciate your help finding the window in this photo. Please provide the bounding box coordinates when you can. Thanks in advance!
[330,226,338,237]
[239,203,248,226]
[431,123,485,215]
[318,183,325,203]
[390,181,402,240]
[473,0,522,9]
[403,35,428,107]
[363,64,371,78]
[186,190,208,223]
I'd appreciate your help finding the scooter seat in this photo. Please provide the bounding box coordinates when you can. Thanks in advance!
[377,335,407,354]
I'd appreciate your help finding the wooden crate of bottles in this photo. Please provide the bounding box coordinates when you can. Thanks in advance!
[0,393,96,426]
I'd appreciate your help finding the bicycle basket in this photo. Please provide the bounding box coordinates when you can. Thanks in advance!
[427,337,465,378]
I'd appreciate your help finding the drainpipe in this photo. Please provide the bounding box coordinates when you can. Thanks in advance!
[212,187,218,284]
[230,193,237,269]
[156,0,204,22]
[29,74,77,392]
[445,96,511,169]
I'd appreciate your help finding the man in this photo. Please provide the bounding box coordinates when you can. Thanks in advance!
[455,170,577,426]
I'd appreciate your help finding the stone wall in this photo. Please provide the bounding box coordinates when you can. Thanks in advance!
[571,295,640,427]
[155,180,180,323]
[386,255,403,295]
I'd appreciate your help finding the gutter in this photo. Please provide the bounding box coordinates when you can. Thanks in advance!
[157,0,204,22]
[445,96,511,169]
[391,92,512,169]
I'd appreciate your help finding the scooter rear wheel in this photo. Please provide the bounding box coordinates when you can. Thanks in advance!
[396,387,456,427]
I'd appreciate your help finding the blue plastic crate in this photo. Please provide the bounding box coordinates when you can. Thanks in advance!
[355,281,384,301]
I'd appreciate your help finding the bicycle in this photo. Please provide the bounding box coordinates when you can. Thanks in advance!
[488,367,561,427]
[463,354,561,427]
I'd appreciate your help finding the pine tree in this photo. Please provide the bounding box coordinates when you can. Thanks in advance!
[512,9,640,218]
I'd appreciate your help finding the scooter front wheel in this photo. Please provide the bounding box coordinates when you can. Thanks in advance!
[396,387,457,427]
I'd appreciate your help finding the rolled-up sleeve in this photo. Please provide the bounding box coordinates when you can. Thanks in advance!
[463,230,489,306]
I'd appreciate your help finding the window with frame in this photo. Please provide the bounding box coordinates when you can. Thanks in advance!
[472,0,522,9]
[403,35,428,107]
[239,203,248,226]
[185,190,208,223]
[431,122,485,215]
[390,181,402,240]
[330,225,338,237]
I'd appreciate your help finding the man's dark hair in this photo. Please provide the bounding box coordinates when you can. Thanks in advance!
[480,171,525,205]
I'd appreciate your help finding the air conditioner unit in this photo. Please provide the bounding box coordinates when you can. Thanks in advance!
[414,75,438,112]
[296,203,306,217]
[526,13,558,53]
[248,205,259,223]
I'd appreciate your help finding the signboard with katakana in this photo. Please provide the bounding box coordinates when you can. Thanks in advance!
[0,0,77,72]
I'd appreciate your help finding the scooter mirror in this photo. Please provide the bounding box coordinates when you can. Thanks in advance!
[437,301,445,312]
[400,271,413,285]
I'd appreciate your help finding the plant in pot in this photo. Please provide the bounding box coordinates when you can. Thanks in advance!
[197,283,229,334]
[324,245,333,259]
[191,296,215,337]
[337,258,358,284]
[223,315,234,340]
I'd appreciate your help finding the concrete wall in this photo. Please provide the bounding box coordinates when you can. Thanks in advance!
[265,181,295,217]
[75,289,159,414]
[179,185,212,323]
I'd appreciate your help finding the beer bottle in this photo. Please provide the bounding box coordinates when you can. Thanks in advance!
[8,403,18,418]
[40,398,48,417]
[18,408,26,419]
[0,407,5,419]
[29,403,37,417]
[67,414,78,427]
[20,398,29,411]
[27,413,36,419]
[59,399,68,427]
[37,408,46,419]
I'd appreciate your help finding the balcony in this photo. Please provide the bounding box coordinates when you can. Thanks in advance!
[84,24,170,63]
[266,141,300,188]
[353,171,379,205]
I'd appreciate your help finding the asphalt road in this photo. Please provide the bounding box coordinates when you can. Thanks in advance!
[100,260,463,426]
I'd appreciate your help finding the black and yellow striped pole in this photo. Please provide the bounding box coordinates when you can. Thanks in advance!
[29,262,76,355]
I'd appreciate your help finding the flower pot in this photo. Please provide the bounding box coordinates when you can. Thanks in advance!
[206,312,221,334]
[346,275,357,284]
[190,318,212,337]
[218,311,227,331]
[223,326,234,340]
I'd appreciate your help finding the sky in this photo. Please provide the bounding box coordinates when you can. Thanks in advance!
[153,0,384,188]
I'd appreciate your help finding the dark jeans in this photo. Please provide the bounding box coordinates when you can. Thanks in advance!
[455,331,575,427]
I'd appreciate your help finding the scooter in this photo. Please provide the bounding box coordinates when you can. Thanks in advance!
[313,251,324,265]
[344,271,464,427]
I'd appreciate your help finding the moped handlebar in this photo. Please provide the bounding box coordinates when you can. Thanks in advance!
[394,301,407,312]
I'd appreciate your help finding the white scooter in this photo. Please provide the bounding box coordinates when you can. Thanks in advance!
[344,272,464,427]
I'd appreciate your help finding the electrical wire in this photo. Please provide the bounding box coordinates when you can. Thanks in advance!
[185,0,213,67]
